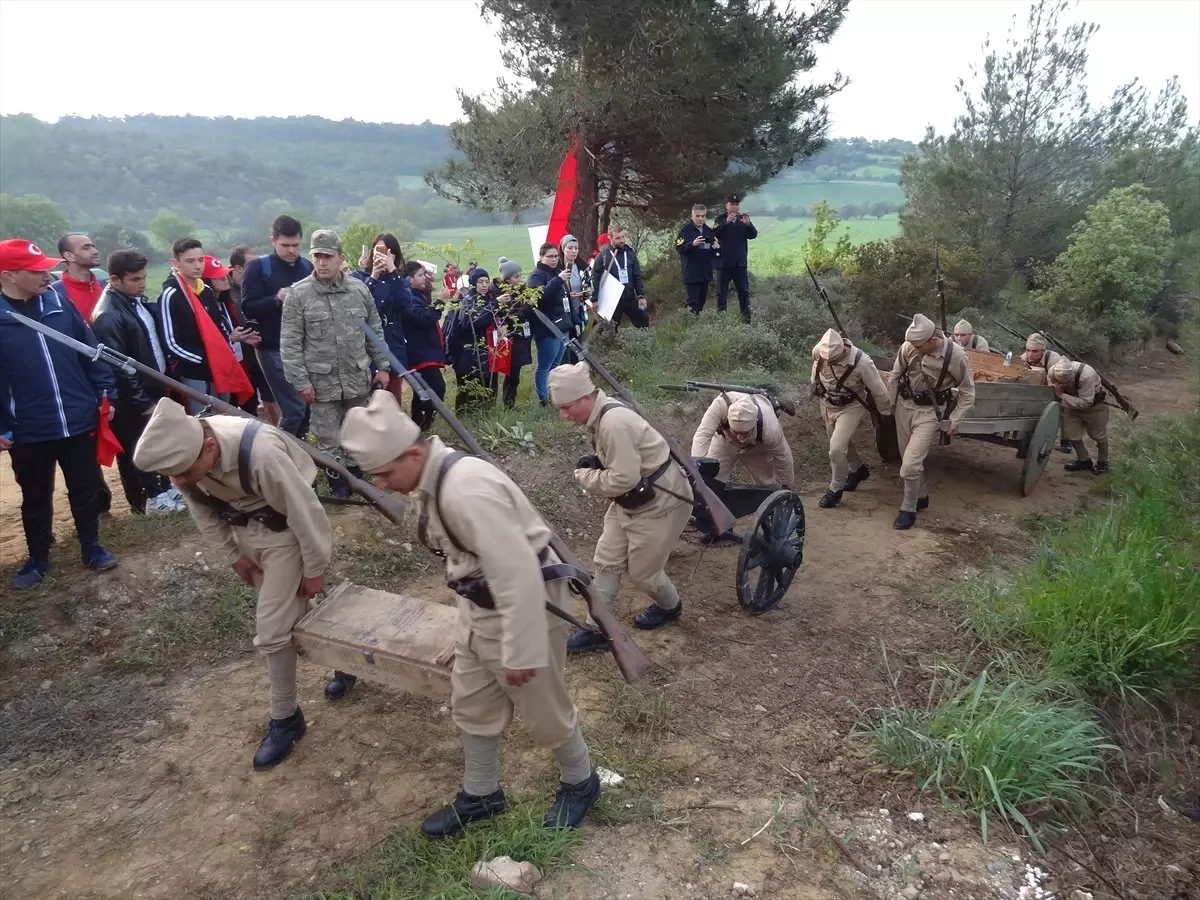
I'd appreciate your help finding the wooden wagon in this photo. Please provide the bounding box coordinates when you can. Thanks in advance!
[871,348,1061,496]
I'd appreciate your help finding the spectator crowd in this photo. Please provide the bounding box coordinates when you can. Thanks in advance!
[1,204,763,589]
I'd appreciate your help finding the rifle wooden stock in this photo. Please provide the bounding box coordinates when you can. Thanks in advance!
[531,308,737,536]
[3,309,405,525]
[360,322,652,684]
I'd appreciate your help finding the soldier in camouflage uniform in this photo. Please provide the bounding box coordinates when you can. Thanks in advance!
[280,229,390,500]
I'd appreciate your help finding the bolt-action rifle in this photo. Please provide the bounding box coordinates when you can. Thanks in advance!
[658,381,796,417]
[4,309,404,523]
[360,322,652,684]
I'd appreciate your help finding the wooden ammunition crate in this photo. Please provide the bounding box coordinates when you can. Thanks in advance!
[293,581,456,700]
[964,348,1036,384]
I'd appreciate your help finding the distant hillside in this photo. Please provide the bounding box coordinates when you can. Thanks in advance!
[0,114,914,237]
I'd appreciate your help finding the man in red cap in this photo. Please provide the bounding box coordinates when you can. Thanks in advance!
[0,238,120,588]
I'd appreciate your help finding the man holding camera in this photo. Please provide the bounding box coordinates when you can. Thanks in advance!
[676,204,718,316]
[712,193,758,322]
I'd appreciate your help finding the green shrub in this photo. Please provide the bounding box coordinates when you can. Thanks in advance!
[862,662,1117,851]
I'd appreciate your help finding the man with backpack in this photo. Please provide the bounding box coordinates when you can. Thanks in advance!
[241,216,313,438]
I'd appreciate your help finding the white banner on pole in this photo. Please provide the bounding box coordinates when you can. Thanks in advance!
[528,224,549,266]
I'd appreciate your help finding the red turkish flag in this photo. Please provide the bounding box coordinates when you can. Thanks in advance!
[174,272,254,403]
[545,136,579,248]
[94,395,123,467]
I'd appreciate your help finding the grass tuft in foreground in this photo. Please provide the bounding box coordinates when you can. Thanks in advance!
[860,660,1117,851]
[967,412,1200,699]
[296,800,578,900]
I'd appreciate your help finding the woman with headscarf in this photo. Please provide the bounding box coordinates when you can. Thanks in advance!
[557,234,589,364]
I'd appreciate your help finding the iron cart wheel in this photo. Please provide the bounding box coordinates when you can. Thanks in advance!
[736,490,805,614]
[1021,400,1061,496]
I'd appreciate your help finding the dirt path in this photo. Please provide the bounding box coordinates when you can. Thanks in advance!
[0,351,1193,900]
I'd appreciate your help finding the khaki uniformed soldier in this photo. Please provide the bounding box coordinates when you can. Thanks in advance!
[549,362,694,653]
[951,319,990,352]
[280,228,390,501]
[133,398,332,769]
[339,392,599,837]
[888,314,976,530]
[1022,333,1071,452]
[810,328,891,509]
[1050,357,1110,475]
[689,391,794,489]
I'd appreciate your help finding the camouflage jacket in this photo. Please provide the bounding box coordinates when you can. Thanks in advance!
[279,271,389,401]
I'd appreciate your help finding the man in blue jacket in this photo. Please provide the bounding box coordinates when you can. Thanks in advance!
[676,205,718,316]
[239,216,313,438]
[0,239,120,588]
[711,193,758,322]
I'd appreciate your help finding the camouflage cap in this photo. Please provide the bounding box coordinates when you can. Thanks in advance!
[310,229,343,257]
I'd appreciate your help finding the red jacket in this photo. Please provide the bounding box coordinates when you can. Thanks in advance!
[52,272,107,322]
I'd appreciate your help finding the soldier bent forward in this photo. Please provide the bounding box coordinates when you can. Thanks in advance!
[549,362,694,654]
[280,228,390,501]
[810,328,891,509]
[339,392,600,837]
[1023,333,1072,453]
[888,314,975,531]
[690,391,794,489]
[133,398,332,769]
[1050,357,1110,475]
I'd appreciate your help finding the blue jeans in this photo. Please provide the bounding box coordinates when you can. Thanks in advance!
[179,378,230,415]
[534,335,566,401]
[256,349,310,438]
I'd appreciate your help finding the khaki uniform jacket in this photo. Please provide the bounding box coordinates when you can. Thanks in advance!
[176,417,332,578]
[962,334,990,352]
[1057,361,1104,410]
[888,339,976,426]
[689,392,795,487]
[809,342,892,414]
[280,272,389,401]
[576,390,693,515]
[417,437,565,671]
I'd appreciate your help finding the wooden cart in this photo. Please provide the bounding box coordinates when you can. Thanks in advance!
[872,349,1061,496]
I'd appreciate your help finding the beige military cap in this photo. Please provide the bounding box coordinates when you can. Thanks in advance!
[817,327,846,361]
[905,313,936,342]
[727,396,759,431]
[548,362,595,405]
[132,398,204,476]
[340,390,421,472]
[1026,333,1048,351]
[953,319,974,335]
[1049,358,1075,383]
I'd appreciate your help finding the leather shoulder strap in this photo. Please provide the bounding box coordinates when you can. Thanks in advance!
[238,421,263,495]
[834,350,861,391]
[1074,364,1082,393]
[425,451,470,555]
[933,344,954,391]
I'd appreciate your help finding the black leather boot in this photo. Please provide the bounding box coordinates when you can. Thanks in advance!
[324,671,357,700]
[893,510,917,530]
[1093,461,1110,475]
[566,627,611,655]
[916,496,929,511]
[634,601,683,630]
[1059,438,1072,453]
[545,770,601,829]
[1065,458,1094,473]
[818,489,842,509]
[420,789,507,838]
[325,468,351,500]
[843,465,870,491]
[252,707,306,770]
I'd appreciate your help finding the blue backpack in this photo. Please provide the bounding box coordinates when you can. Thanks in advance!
[258,254,313,281]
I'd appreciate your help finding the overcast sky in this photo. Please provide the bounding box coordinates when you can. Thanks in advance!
[0,0,1196,140]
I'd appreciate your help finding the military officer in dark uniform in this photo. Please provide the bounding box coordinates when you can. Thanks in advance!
[676,205,718,316]
[712,193,758,322]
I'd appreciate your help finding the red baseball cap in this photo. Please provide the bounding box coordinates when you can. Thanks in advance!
[0,239,63,272]
[202,255,231,279]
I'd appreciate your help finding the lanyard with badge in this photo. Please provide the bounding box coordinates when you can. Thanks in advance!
[613,249,629,286]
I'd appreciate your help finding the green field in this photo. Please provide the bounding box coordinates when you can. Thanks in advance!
[746,178,904,210]
[411,214,901,273]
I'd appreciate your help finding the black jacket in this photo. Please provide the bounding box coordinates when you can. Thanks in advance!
[91,286,165,412]
[676,221,718,283]
[527,262,572,340]
[712,213,758,268]
[239,254,313,351]
[590,246,645,302]
[153,274,233,381]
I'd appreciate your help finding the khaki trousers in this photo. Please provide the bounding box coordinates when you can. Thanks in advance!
[1062,402,1108,443]
[451,603,577,749]
[594,496,691,589]
[309,395,369,461]
[821,400,868,491]
[242,524,308,719]
[705,435,778,486]
[895,399,940,512]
